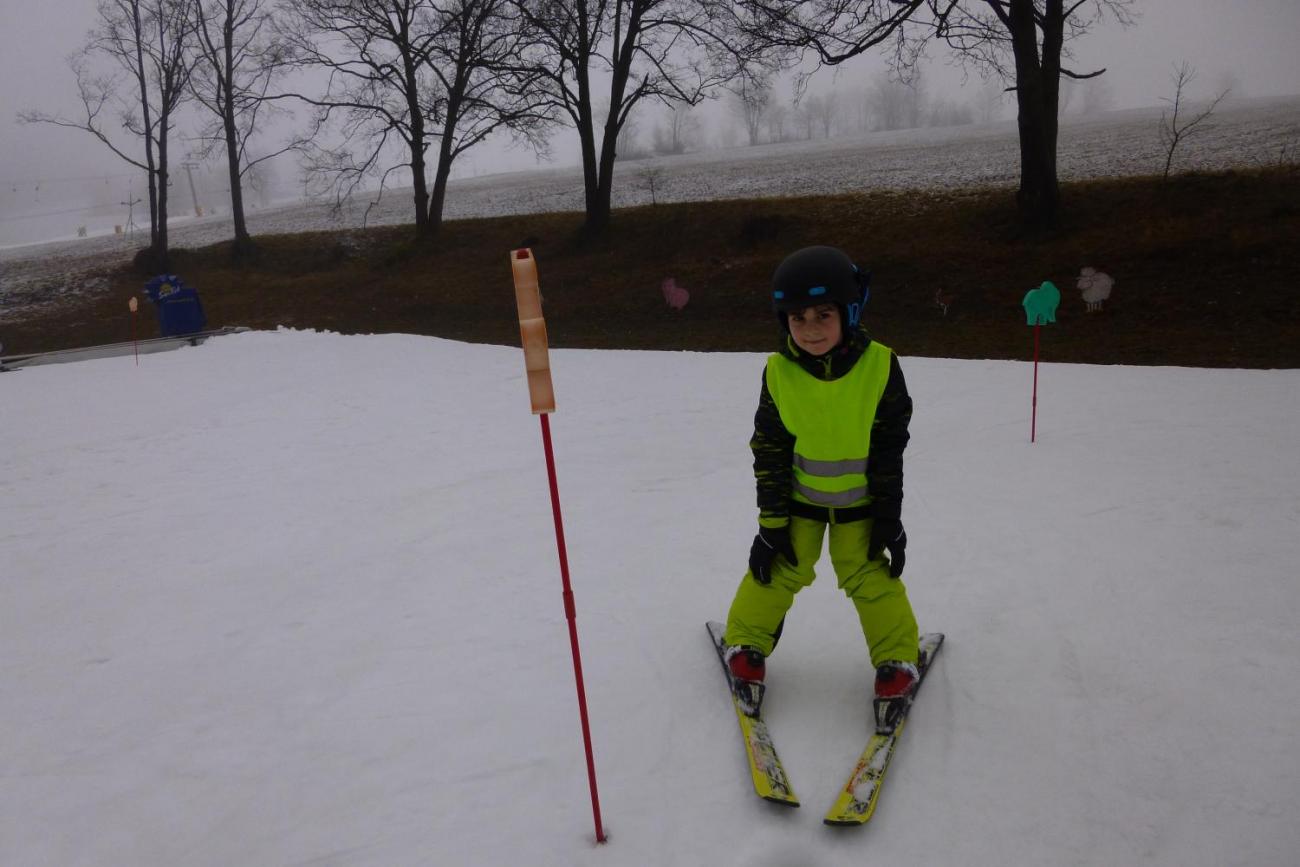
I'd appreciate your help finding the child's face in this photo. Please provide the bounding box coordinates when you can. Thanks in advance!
[787,303,842,356]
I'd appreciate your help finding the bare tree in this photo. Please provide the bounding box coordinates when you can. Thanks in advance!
[277,0,437,233]
[422,1,553,233]
[1159,61,1230,180]
[807,89,838,138]
[280,0,549,238]
[637,163,666,203]
[739,1,1136,227]
[22,0,198,267]
[764,100,790,142]
[792,93,816,139]
[508,0,748,234]
[868,75,912,131]
[653,104,702,154]
[190,0,297,256]
[729,73,773,146]
[730,4,931,135]
[931,0,1137,227]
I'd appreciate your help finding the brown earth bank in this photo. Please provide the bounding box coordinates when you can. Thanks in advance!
[4,167,1298,369]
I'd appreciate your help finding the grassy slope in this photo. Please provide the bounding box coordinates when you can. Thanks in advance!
[9,167,1300,368]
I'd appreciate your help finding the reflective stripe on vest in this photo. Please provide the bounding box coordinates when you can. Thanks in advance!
[765,342,892,509]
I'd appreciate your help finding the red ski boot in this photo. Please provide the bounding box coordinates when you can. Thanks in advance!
[873,660,919,733]
[724,645,766,716]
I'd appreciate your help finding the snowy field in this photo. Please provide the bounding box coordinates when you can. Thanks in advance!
[2,95,1298,322]
[2,330,1298,866]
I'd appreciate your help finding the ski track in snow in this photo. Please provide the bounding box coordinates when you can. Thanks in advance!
[2,96,1298,322]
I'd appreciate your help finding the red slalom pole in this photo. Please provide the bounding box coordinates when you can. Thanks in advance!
[539,413,605,843]
[1022,281,1058,444]
[1031,320,1041,443]
[512,248,606,844]
[129,296,140,365]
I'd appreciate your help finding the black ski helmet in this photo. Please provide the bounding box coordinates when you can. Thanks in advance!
[771,246,871,330]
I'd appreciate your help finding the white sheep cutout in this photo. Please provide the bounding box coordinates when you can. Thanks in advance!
[1077,267,1114,312]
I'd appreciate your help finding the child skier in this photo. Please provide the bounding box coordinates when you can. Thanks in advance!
[723,245,921,733]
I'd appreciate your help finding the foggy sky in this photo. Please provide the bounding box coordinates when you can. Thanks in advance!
[1,0,1297,242]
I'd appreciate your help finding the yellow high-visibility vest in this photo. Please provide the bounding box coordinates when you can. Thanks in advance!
[764,342,893,508]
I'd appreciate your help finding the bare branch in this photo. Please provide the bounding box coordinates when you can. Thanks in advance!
[1060,65,1104,80]
[1159,60,1230,180]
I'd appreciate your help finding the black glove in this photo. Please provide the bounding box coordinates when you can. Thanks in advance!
[869,519,907,578]
[748,526,798,585]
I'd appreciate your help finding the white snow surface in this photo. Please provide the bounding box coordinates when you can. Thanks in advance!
[3,330,1299,866]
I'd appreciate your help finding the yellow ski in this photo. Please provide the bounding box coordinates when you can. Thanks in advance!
[707,621,799,807]
[824,632,944,826]
[823,722,905,824]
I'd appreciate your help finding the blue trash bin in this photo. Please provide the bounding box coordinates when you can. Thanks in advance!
[145,274,207,337]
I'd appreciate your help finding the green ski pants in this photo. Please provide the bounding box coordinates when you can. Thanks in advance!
[724,516,919,666]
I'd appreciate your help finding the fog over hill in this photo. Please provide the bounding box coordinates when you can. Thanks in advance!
[2,95,1297,322]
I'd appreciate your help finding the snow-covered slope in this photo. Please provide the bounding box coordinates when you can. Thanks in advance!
[2,331,1298,865]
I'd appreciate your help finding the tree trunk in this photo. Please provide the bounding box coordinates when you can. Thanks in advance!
[425,87,466,241]
[585,11,640,236]
[1011,79,1059,228]
[1007,0,1060,229]
[157,125,171,270]
[130,0,161,253]
[223,98,253,253]
[405,85,431,237]
[221,23,253,256]
[589,116,619,234]
[140,105,159,250]
[145,151,160,251]
[409,137,431,238]
[427,145,453,240]
[573,59,603,230]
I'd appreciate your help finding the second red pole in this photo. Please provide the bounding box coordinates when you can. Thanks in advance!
[1031,321,1041,443]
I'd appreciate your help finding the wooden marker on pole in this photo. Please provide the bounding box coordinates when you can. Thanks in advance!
[128,296,139,365]
[512,248,555,414]
[511,248,606,844]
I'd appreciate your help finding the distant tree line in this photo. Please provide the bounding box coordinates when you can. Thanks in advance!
[20,0,1138,267]
[635,64,1116,155]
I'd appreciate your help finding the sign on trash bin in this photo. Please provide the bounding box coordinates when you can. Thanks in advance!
[144,274,208,337]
